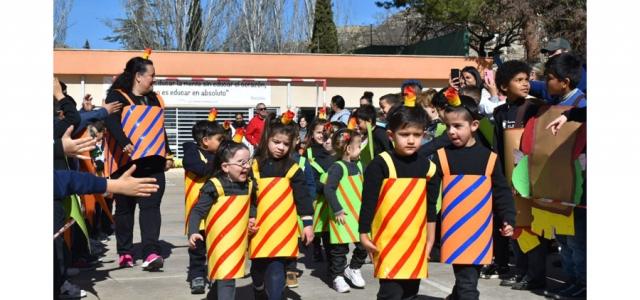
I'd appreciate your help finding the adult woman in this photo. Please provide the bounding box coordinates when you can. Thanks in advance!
[103,55,173,271]
[298,115,309,143]
[460,66,501,117]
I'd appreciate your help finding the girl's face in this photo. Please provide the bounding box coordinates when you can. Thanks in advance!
[345,136,362,160]
[312,124,325,145]
[268,133,292,159]
[299,118,308,128]
[222,148,251,182]
[461,71,476,87]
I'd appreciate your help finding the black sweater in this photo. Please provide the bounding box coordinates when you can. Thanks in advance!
[306,143,335,196]
[492,98,540,172]
[188,176,252,235]
[324,160,361,214]
[182,142,215,177]
[429,142,516,226]
[372,126,393,155]
[359,151,439,233]
[54,95,81,171]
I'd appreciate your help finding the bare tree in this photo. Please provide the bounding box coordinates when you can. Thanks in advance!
[54,0,74,47]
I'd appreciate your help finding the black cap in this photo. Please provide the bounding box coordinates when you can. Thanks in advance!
[541,38,571,54]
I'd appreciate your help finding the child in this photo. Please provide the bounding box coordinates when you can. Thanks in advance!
[417,89,446,144]
[322,128,367,292]
[359,104,438,299]
[378,93,402,118]
[543,52,586,107]
[354,104,392,166]
[188,141,253,300]
[249,112,315,300]
[183,119,226,294]
[430,93,515,300]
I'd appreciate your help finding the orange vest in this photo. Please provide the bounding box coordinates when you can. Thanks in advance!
[438,148,496,265]
[184,151,208,234]
[249,161,300,259]
[205,178,252,280]
[371,152,436,279]
[104,89,166,176]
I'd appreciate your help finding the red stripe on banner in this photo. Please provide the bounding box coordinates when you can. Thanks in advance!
[373,179,418,245]
[217,77,230,81]
[375,179,396,212]
[329,220,344,244]
[207,200,248,259]
[348,176,362,200]
[251,202,296,257]
[268,222,299,257]
[256,186,291,227]
[375,188,424,276]
[388,211,427,279]
[191,77,204,81]
[257,178,281,203]
[210,228,247,279]
[205,195,238,240]
[291,78,303,83]
[338,185,360,220]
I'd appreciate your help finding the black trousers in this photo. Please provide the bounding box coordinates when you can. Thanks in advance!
[329,242,368,278]
[377,279,420,300]
[450,265,482,300]
[493,224,510,268]
[54,200,66,299]
[115,171,165,258]
[188,230,207,281]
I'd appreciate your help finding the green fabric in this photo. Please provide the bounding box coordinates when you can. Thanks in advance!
[512,155,530,197]
[64,194,90,251]
[479,117,494,146]
[435,184,443,214]
[306,149,331,233]
[435,123,447,137]
[573,160,584,204]
[298,156,307,171]
[329,161,362,244]
[359,123,375,167]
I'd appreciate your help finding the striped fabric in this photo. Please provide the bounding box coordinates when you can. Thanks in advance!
[184,151,208,234]
[328,161,363,244]
[437,148,496,265]
[307,149,331,233]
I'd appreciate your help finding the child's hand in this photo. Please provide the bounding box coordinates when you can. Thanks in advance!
[334,211,346,225]
[360,233,378,255]
[301,225,314,246]
[108,165,159,197]
[189,233,203,249]
[545,114,568,136]
[61,125,96,160]
[499,222,514,237]
[248,218,259,236]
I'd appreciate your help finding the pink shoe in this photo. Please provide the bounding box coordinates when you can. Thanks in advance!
[141,253,163,271]
[118,254,134,268]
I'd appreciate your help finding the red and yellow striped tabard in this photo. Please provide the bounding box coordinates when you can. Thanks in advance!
[249,161,301,259]
[438,148,496,265]
[103,89,167,176]
[184,151,208,234]
[371,152,436,279]
[205,178,252,280]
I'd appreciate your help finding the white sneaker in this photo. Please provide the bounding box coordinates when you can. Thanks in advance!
[333,276,351,293]
[59,281,87,299]
[344,266,366,288]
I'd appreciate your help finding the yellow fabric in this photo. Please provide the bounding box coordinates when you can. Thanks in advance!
[531,207,575,239]
[183,151,208,233]
[516,230,541,254]
[379,152,396,178]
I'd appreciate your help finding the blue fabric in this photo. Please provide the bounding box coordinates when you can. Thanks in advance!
[528,66,587,103]
[558,89,587,108]
[54,170,107,199]
[251,258,287,299]
[294,153,317,200]
[74,108,108,136]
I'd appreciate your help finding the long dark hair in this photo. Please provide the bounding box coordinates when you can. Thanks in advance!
[254,113,298,173]
[211,140,249,177]
[304,118,329,148]
[108,57,154,94]
[461,66,484,90]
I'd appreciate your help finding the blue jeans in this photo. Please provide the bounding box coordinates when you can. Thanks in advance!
[251,258,287,300]
[211,279,236,300]
[556,208,586,285]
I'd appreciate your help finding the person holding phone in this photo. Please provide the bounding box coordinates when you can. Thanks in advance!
[456,66,503,119]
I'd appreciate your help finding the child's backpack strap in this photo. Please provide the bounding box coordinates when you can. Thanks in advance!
[252,160,261,180]
[210,178,225,198]
[285,163,301,179]
[485,152,498,177]
[379,152,396,179]
[115,89,135,105]
[436,148,451,176]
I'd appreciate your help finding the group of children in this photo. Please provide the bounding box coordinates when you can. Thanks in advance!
[180,53,586,300]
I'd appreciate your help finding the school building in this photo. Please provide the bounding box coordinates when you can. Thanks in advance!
[54,49,490,157]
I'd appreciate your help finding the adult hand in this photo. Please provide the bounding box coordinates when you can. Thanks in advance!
[301,225,314,246]
[61,126,96,160]
[107,164,159,197]
[359,233,378,254]
[448,76,461,90]
[189,233,204,249]
[484,75,498,97]
[123,144,134,154]
[103,101,123,114]
[53,77,65,101]
[545,114,568,136]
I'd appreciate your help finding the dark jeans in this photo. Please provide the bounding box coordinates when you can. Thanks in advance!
[450,265,482,300]
[210,279,236,300]
[251,258,287,300]
[526,237,548,283]
[377,279,420,300]
[188,230,207,281]
[556,207,587,285]
[329,242,368,279]
[54,200,66,298]
[115,171,165,258]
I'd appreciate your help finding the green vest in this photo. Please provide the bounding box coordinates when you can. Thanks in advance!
[328,161,363,244]
[306,148,332,233]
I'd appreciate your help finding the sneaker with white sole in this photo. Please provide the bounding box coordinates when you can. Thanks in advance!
[59,281,87,299]
[344,266,365,288]
[141,253,164,271]
[118,254,134,268]
[333,276,351,293]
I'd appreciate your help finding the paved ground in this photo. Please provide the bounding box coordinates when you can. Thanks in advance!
[71,169,567,299]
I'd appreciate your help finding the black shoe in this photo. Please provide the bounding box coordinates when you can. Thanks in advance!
[190,277,206,294]
[480,264,499,279]
[543,282,573,298]
[554,283,586,299]
[253,285,267,300]
[500,274,524,287]
[511,276,545,291]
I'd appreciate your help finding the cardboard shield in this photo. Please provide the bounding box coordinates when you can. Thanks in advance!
[504,128,533,227]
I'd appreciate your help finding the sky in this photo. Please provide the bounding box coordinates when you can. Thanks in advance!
[64,0,399,50]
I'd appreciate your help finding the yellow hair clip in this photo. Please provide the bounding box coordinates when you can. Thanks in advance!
[142,48,152,60]
[444,87,461,107]
[208,108,218,121]
[403,85,417,107]
[281,110,295,125]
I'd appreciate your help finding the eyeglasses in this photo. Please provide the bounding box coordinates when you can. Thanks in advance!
[257,107,267,111]
[225,159,252,168]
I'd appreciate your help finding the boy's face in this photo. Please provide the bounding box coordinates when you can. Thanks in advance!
[444,111,479,148]
[545,73,569,96]
[202,134,224,153]
[387,125,424,156]
[500,72,530,100]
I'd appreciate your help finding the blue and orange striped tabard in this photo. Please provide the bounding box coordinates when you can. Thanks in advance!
[184,151,208,234]
[437,148,497,265]
[103,89,167,176]
[249,161,301,259]
[371,152,436,279]
[205,178,252,280]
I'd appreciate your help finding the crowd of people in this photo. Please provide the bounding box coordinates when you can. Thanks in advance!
[53,37,587,300]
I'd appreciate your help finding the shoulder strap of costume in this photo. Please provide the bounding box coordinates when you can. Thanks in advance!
[247,179,253,196]
[198,150,207,163]
[366,122,375,157]
[285,163,300,179]
[379,152,396,179]
[572,94,586,107]
[436,148,451,176]
[115,89,135,106]
[298,156,307,171]
[252,160,261,180]
[515,100,533,128]
[154,92,165,109]
[356,161,363,174]
[210,178,225,198]
[485,152,497,177]
[306,148,314,160]
[426,160,436,180]
[336,161,349,179]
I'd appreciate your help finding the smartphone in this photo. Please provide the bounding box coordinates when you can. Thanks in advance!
[450,68,461,80]
[484,69,495,85]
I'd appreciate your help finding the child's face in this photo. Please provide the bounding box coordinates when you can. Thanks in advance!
[202,134,224,153]
[345,136,362,160]
[357,119,368,134]
[388,125,424,156]
[424,105,439,121]
[379,99,392,116]
[444,111,479,148]
[545,73,569,96]
[221,148,251,182]
[268,133,291,159]
[500,72,530,100]
[437,107,446,120]
[323,134,335,154]
[312,124,325,145]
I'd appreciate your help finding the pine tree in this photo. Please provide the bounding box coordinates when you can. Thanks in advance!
[185,0,203,51]
[309,0,338,53]
[83,39,91,49]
